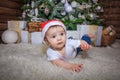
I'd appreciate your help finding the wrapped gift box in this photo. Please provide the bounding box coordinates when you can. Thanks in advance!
[31,32,42,45]
[67,30,79,39]
[8,21,27,30]
[21,30,42,45]
[21,30,29,43]
[8,21,27,42]
[77,25,103,46]
[28,22,42,32]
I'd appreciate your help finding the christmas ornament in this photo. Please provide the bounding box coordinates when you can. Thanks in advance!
[64,0,73,13]
[86,4,91,9]
[82,15,85,19]
[27,9,35,17]
[61,11,66,16]
[44,6,50,16]
[93,0,98,3]
[71,1,77,8]
[89,13,96,20]
[35,8,38,17]
[27,3,30,7]
[39,3,45,10]
[78,13,82,18]
[100,7,104,12]
[78,14,85,19]
[79,5,85,10]
[96,6,101,11]
[69,15,75,20]
[76,2,80,8]
[2,30,18,44]
[22,11,26,19]
[31,1,35,8]
[61,0,66,3]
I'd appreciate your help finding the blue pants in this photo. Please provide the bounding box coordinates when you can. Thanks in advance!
[76,34,91,55]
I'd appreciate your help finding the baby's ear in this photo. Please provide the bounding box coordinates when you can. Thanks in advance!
[44,38,49,45]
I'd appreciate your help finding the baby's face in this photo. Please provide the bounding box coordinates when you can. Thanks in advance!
[45,26,66,50]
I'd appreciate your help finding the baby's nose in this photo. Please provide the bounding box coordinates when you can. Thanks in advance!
[57,36,62,40]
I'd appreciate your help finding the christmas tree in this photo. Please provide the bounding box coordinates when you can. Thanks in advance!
[21,0,104,30]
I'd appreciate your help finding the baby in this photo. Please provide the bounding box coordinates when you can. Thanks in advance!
[41,20,92,72]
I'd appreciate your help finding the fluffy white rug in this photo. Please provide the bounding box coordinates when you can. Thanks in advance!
[0,40,120,80]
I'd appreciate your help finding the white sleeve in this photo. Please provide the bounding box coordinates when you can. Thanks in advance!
[67,39,81,48]
[47,48,61,61]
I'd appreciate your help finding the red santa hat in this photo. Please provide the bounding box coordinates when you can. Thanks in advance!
[41,20,66,43]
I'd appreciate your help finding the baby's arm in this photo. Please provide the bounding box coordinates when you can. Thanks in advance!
[51,59,83,72]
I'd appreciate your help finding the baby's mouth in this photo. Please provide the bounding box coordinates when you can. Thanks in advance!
[56,43,65,51]
[57,41,63,45]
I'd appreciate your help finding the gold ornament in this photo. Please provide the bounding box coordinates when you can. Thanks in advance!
[39,3,45,10]
[44,6,50,16]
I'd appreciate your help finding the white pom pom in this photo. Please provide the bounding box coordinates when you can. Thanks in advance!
[2,30,18,44]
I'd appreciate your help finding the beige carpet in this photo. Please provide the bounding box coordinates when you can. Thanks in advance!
[0,40,120,80]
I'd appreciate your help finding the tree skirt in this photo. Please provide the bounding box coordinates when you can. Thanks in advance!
[0,40,120,80]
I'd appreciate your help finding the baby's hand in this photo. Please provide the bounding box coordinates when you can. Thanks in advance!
[52,59,83,72]
[80,40,92,51]
[69,63,83,72]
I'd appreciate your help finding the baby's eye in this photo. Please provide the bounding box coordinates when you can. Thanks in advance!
[52,35,56,38]
[60,33,64,36]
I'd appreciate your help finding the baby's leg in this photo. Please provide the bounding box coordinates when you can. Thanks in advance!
[76,34,92,57]
[81,34,91,44]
